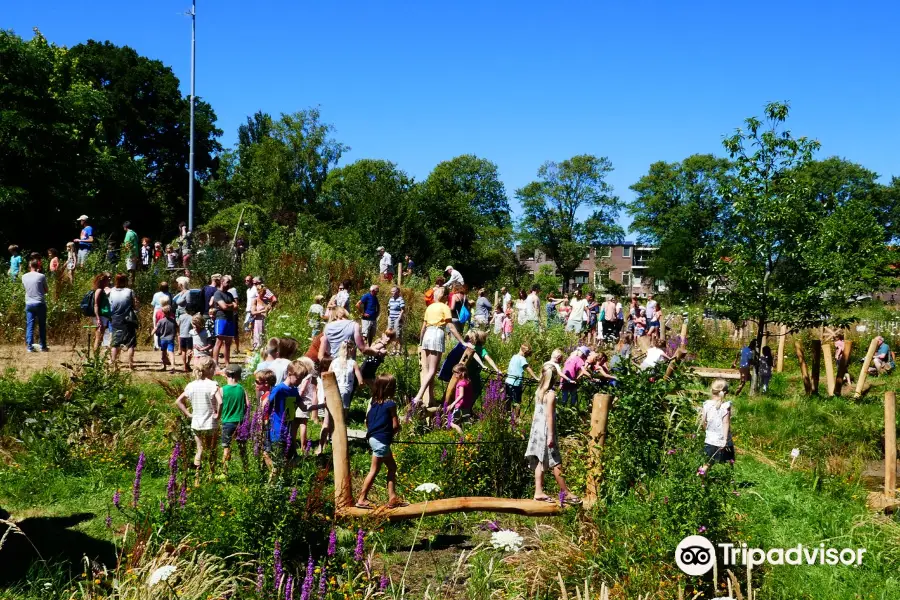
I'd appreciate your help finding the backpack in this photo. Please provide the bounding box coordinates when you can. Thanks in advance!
[423,288,435,306]
[80,290,95,317]
[185,289,204,315]
[458,303,470,325]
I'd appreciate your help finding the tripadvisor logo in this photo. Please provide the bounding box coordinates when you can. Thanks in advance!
[675,535,867,576]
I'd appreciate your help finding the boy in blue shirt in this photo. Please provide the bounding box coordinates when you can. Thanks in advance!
[7,245,22,280]
[262,362,303,469]
[731,339,757,394]
[504,344,538,409]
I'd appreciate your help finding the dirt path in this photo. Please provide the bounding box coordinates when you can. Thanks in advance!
[0,344,249,381]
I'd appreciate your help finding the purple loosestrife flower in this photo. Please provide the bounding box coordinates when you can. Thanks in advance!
[666,449,677,455]
[284,575,293,600]
[166,444,180,504]
[256,565,264,593]
[274,541,283,588]
[327,529,337,556]
[300,555,314,600]
[318,567,327,599]
[179,483,188,507]
[105,515,112,528]
[354,528,365,561]
[159,500,165,513]
[379,572,388,591]
[132,452,146,508]
[440,447,448,462]
[168,442,181,470]
[697,465,708,477]
[289,487,298,504]
[112,489,121,510]
[559,490,566,507]
[698,525,707,534]
[446,409,454,430]
[305,439,313,454]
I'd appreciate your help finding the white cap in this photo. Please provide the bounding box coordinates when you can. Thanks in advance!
[376,246,385,252]
[77,214,89,221]
[445,265,453,272]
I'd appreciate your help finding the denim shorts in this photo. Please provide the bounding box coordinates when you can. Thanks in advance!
[221,422,239,447]
[215,318,236,338]
[159,338,175,352]
[368,437,391,458]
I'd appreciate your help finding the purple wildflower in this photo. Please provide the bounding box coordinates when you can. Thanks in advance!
[440,447,448,462]
[112,489,121,509]
[274,541,283,589]
[168,442,181,470]
[305,439,313,454]
[105,515,112,528]
[559,490,566,507]
[179,482,188,507]
[354,528,365,561]
[284,575,293,600]
[698,525,707,534]
[318,567,327,599]
[166,443,180,503]
[289,487,298,504]
[132,452,146,508]
[256,565,264,593]
[159,500,165,513]
[327,529,336,556]
[300,555,314,600]
[379,572,388,591]
[697,465,707,477]
[446,409,454,429]
[236,409,253,443]
[666,448,676,455]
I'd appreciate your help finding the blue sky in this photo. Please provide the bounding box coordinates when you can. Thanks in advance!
[7,1,900,233]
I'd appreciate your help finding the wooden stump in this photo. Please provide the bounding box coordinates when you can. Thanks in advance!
[583,393,611,509]
[886,392,897,499]
[810,340,822,395]
[823,343,836,397]
[323,372,354,511]
[855,338,880,399]
[776,325,787,373]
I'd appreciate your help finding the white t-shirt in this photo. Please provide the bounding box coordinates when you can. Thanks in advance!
[569,299,589,322]
[332,358,357,395]
[646,300,658,321]
[639,347,666,370]
[185,379,219,431]
[502,292,512,312]
[246,286,258,314]
[515,300,530,325]
[379,252,393,275]
[703,400,733,447]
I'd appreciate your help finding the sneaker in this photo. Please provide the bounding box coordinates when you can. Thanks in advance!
[26,347,35,353]
[40,347,49,352]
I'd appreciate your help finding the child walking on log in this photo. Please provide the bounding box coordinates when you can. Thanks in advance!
[526,349,581,505]
[356,374,407,509]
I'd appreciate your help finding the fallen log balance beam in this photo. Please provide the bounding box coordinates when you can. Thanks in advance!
[692,367,742,380]
[339,497,562,521]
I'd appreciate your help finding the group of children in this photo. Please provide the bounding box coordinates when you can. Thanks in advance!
[8,245,75,282]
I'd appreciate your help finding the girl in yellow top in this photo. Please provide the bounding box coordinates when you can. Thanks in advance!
[412,287,471,404]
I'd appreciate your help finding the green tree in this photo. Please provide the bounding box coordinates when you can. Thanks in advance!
[517,155,623,290]
[418,155,516,283]
[628,154,733,298]
[715,102,892,374]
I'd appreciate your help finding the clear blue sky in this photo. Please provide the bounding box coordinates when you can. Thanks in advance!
[7,1,900,233]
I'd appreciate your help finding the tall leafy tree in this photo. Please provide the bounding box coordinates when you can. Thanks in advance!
[628,154,733,298]
[418,155,516,283]
[517,155,623,289]
[714,102,892,367]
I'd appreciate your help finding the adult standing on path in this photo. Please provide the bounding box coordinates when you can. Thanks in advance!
[602,295,618,341]
[566,289,589,335]
[74,215,94,265]
[526,286,541,328]
[377,247,393,282]
[108,273,138,370]
[122,221,140,286]
[22,260,49,352]
[412,287,471,405]
[243,275,257,333]
[319,307,370,360]
[474,288,492,329]
[92,272,112,353]
[357,285,381,345]
[212,275,238,368]
[501,287,512,313]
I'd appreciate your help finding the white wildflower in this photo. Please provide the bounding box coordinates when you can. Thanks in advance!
[490,529,524,553]
[414,483,441,494]
[147,565,177,587]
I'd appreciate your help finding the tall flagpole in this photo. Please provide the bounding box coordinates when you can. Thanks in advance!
[187,0,196,232]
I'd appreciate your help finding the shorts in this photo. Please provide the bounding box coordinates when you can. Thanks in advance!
[221,422,239,447]
[388,317,402,333]
[565,319,583,333]
[111,324,137,349]
[179,337,193,351]
[368,437,391,458]
[215,318,236,338]
[126,257,138,271]
[649,320,660,329]
[704,444,735,464]
[159,339,175,352]
[382,272,394,282]
[739,366,751,380]
[421,325,445,353]
[341,390,353,410]
[361,319,376,339]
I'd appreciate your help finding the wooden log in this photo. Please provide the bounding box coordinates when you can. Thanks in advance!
[836,340,852,396]
[776,325,787,373]
[692,367,742,380]
[397,264,402,288]
[810,340,822,395]
[855,338,880,399]
[886,391,897,500]
[664,348,686,380]
[679,319,688,348]
[583,393,612,509]
[338,496,562,520]
[323,372,354,512]
[823,343,836,397]
[795,341,812,395]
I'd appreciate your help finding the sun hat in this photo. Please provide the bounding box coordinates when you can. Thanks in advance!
[77,214,89,221]
[578,345,591,355]
[445,265,453,272]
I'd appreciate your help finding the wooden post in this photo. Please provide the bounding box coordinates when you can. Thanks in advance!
[836,340,853,395]
[885,391,897,500]
[494,290,499,312]
[810,340,822,395]
[855,337,880,399]
[664,348,686,380]
[822,343,836,397]
[776,325,787,373]
[583,393,611,509]
[323,372,353,512]
[679,319,688,348]
[794,341,812,395]
[397,264,402,288]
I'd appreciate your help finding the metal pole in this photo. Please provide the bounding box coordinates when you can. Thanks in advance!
[187,0,196,232]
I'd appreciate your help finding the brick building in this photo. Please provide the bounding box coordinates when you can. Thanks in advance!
[518,243,664,296]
